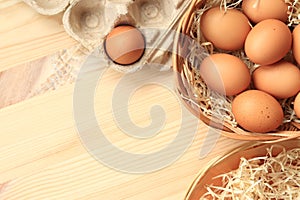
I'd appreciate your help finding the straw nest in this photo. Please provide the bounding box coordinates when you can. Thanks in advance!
[185,139,300,199]
[173,0,300,141]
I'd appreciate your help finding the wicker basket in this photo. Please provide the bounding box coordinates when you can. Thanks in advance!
[173,0,300,141]
[185,139,300,199]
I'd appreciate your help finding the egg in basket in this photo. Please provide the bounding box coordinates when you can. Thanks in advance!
[173,0,300,140]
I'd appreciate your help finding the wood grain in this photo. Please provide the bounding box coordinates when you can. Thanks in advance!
[0,1,249,199]
[0,0,77,71]
[0,55,57,109]
[0,61,247,199]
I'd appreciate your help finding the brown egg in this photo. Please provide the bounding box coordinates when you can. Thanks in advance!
[242,0,288,23]
[232,90,284,133]
[105,25,145,65]
[200,7,251,51]
[294,92,300,118]
[245,19,292,65]
[293,24,300,65]
[253,61,300,99]
[199,53,251,96]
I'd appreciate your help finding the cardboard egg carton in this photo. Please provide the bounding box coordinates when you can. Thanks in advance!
[22,0,71,15]
[22,0,191,73]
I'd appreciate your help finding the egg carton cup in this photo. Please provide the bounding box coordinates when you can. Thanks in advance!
[22,0,72,15]
[173,0,300,141]
[64,0,191,73]
[23,0,191,73]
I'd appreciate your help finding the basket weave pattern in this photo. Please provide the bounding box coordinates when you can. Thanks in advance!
[173,0,300,140]
[184,139,300,199]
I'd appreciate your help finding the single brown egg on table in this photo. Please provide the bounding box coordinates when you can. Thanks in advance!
[294,92,300,118]
[253,61,300,99]
[199,53,251,96]
[292,24,300,65]
[242,0,289,24]
[105,25,145,65]
[200,7,251,51]
[245,19,292,66]
[232,90,284,133]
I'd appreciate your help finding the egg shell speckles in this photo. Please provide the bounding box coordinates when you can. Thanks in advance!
[245,19,292,65]
[232,90,284,133]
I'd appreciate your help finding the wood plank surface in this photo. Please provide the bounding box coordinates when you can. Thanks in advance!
[0,0,77,71]
[0,55,56,109]
[0,1,249,199]
[0,58,247,199]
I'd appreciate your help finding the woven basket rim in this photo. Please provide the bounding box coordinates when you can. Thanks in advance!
[172,0,300,141]
[184,139,300,200]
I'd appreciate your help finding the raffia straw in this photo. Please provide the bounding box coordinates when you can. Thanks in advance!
[176,0,300,139]
[201,145,300,199]
[287,0,300,26]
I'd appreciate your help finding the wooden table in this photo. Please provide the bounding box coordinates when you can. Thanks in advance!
[0,1,248,199]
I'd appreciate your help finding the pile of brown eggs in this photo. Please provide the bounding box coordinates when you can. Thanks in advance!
[198,0,300,133]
